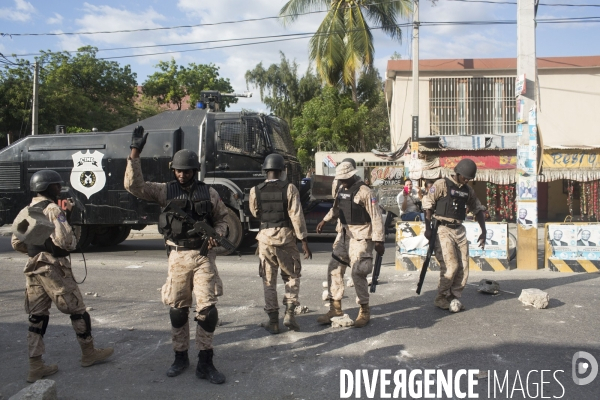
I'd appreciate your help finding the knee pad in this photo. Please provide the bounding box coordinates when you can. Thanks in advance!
[195,305,218,333]
[169,307,189,329]
[70,312,92,339]
[28,314,49,337]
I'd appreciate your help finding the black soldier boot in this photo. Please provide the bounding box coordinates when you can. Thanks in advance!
[261,311,280,334]
[283,302,300,331]
[196,349,226,384]
[166,350,189,377]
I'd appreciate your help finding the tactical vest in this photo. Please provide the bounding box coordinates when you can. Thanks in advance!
[338,181,371,226]
[434,178,470,221]
[27,200,71,258]
[158,180,213,246]
[256,180,290,229]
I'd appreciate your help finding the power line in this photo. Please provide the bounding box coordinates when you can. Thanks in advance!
[4,16,600,61]
[445,0,600,6]
[0,0,409,37]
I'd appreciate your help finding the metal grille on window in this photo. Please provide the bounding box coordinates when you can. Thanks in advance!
[268,121,295,155]
[429,77,516,136]
[244,118,265,154]
[0,163,21,190]
[218,122,244,153]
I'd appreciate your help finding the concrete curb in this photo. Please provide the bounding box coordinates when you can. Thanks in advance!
[8,379,57,400]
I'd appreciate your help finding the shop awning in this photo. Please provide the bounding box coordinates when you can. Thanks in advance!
[410,167,515,184]
[540,149,600,182]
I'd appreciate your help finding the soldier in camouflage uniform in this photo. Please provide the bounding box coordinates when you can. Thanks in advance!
[124,127,227,384]
[249,154,312,334]
[316,161,385,328]
[12,170,113,383]
[422,159,487,312]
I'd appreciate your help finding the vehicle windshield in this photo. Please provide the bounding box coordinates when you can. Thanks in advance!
[266,116,295,156]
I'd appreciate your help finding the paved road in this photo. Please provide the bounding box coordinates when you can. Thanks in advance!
[1,235,599,399]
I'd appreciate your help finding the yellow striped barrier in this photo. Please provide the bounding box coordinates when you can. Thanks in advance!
[395,221,511,271]
[544,222,600,273]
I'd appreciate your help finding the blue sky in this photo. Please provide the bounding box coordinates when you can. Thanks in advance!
[1,0,599,112]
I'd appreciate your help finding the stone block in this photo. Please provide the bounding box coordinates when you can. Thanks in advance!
[11,207,55,246]
[331,314,354,328]
[8,379,57,400]
[518,288,549,309]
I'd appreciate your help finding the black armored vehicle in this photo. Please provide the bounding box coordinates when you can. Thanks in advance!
[0,91,334,253]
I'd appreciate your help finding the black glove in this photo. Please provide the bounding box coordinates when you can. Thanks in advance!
[130,126,148,151]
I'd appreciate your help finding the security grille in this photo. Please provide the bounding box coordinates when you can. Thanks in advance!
[218,122,245,153]
[429,77,516,136]
[266,117,296,156]
[0,163,21,190]
[218,119,268,155]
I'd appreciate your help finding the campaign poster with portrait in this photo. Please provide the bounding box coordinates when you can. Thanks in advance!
[396,221,429,257]
[464,222,508,259]
[516,201,537,228]
[517,175,537,201]
[576,225,600,260]
[548,224,577,260]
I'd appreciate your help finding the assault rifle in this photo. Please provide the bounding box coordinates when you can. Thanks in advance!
[416,218,439,295]
[370,209,394,293]
[168,203,236,256]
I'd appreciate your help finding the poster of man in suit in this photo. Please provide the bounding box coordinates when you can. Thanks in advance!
[548,225,577,259]
[577,227,600,260]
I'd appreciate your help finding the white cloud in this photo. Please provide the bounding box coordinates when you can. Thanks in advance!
[0,0,35,22]
[46,12,63,25]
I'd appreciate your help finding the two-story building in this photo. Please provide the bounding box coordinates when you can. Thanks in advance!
[385,56,600,222]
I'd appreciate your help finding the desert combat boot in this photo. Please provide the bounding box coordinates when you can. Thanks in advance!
[261,311,280,334]
[283,302,300,331]
[316,300,343,324]
[354,304,370,328]
[79,341,114,367]
[27,356,58,383]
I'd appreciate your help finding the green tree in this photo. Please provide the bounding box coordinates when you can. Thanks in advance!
[245,52,321,124]
[291,71,390,170]
[280,0,411,103]
[0,46,139,136]
[143,59,236,110]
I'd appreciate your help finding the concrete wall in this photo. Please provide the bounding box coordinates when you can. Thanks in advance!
[388,69,600,149]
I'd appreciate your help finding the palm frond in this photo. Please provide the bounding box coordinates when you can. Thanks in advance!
[280,0,331,26]
[363,0,412,42]
[343,5,374,86]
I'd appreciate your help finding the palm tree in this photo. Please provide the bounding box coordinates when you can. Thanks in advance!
[280,0,412,104]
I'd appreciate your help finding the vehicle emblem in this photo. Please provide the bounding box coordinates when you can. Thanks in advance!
[70,150,106,199]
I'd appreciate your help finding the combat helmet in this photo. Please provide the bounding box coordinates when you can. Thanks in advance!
[262,154,285,171]
[30,170,64,192]
[171,149,200,170]
[454,159,477,180]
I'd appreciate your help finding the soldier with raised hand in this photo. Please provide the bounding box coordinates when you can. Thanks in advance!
[12,170,113,383]
[249,153,312,334]
[124,126,228,384]
[422,158,487,312]
[316,161,385,328]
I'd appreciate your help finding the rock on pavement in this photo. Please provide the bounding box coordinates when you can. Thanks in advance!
[518,288,550,309]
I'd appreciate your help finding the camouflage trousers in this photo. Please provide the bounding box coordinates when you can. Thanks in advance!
[258,240,301,313]
[433,224,469,299]
[326,230,374,305]
[161,248,223,351]
[24,259,89,358]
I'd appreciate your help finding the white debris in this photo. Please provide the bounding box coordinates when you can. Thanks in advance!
[294,306,309,315]
[346,278,354,287]
[331,314,354,328]
[126,265,143,269]
[518,288,549,309]
[322,290,329,301]
[322,281,328,288]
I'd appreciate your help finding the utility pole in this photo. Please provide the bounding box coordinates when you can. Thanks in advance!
[31,61,39,135]
[516,0,538,269]
[411,0,419,142]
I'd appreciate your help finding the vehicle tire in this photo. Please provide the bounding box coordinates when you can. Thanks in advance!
[92,226,132,247]
[74,225,95,251]
[214,207,243,255]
